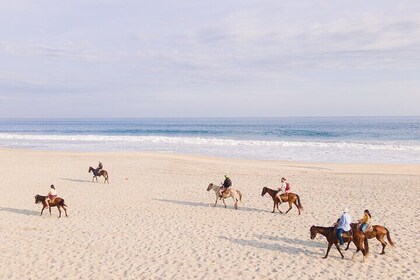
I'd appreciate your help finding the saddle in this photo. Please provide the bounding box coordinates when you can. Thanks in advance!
[219,189,230,198]
[334,227,352,238]
[357,222,373,232]
[342,230,353,238]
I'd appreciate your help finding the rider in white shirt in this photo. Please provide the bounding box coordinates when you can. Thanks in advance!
[46,185,57,208]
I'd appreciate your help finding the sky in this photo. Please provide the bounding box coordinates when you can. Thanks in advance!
[0,0,419,118]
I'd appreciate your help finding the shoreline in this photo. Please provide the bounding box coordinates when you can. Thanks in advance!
[1,147,419,176]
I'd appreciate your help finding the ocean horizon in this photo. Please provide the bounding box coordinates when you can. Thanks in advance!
[0,116,419,163]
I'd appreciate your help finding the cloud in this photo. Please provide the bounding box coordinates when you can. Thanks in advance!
[0,41,125,63]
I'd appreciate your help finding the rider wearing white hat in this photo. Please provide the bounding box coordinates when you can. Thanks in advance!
[336,208,352,245]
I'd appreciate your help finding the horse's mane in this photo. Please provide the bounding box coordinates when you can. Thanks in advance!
[35,194,47,203]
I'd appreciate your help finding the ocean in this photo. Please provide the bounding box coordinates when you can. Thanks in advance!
[0,117,419,163]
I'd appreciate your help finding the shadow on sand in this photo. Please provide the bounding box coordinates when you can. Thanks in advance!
[0,207,39,216]
[254,234,324,248]
[60,178,91,183]
[219,236,317,256]
[153,198,267,213]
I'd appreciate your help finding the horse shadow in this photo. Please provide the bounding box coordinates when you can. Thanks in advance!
[153,198,267,213]
[60,178,91,183]
[254,234,325,248]
[219,236,317,256]
[0,207,39,216]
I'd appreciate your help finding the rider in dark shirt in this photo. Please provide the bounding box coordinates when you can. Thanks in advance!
[95,162,103,176]
[220,175,232,197]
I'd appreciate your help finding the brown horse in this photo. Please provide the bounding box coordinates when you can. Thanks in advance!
[34,194,68,218]
[89,166,109,183]
[261,187,303,215]
[310,225,369,261]
[345,223,395,254]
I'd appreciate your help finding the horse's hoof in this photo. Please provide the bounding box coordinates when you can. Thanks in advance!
[322,257,327,259]
[380,252,385,255]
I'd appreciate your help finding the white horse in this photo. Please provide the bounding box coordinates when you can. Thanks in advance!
[207,183,243,210]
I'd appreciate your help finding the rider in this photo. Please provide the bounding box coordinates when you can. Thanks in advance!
[220,175,232,198]
[358,209,371,233]
[275,177,289,203]
[95,162,103,176]
[45,184,57,208]
[336,208,352,246]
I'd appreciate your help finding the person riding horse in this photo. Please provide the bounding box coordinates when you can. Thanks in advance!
[336,208,352,246]
[94,162,103,176]
[45,184,57,209]
[358,209,372,233]
[220,175,232,198]
[275,177,290,203]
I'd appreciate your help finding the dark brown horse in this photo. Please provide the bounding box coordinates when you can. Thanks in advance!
[310,225,369,261]
[345,223,395,254]
[261,187,303,215]
[34,195,68,218]
[89,166,109,183]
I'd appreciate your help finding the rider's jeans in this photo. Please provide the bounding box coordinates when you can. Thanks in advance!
[360,223,368,232]
[336,228,345,245]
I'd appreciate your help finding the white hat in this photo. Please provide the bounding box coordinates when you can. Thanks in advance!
[343,208,349,213]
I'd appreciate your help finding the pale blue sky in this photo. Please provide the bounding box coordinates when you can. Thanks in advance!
[0,0,419,117]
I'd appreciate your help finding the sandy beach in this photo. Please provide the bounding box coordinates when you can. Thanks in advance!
[0,148,419,279]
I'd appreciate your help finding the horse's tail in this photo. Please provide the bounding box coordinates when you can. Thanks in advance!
[297,194,303,210]
[364,234,369,256]
[385,228,395,247]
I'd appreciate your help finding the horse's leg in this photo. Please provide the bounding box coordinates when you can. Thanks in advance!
[40,205,45,216]
[293,201,300,215]
[335,242,344,259]
[223,198,226,208]
[232,196,237,210]
[272,202,276,213]
[323,242,333,259]
[49,206,52,216]
[57,205,61,218]
[352,240,361,260]
[285,200,293,214]
[213,197,218,207]
[377,235,387,254]
[276,202,283,214]
[62,206,68,217]
[345,240,351,251]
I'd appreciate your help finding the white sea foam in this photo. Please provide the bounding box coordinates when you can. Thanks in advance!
[0,133,418,152]
[1,133,419,163]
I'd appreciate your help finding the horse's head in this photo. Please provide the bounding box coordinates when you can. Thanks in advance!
[207,183,214,191]
[310,225,317,239]
[34,195,43,204]
[261,187,267,196]
[88,167,92,173]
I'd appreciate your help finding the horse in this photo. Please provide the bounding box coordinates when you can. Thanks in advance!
[34,194,68,218]
[207,183,242,210]
[310,225,369,261]
[345,223,395,254]
[89,166,109,183]
[261,187,303,215]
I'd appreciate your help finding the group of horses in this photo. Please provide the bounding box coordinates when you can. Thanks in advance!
[207,182,394,261]
[34,165,109,218]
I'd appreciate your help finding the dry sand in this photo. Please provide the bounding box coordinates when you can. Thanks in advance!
[0,148,419,279]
